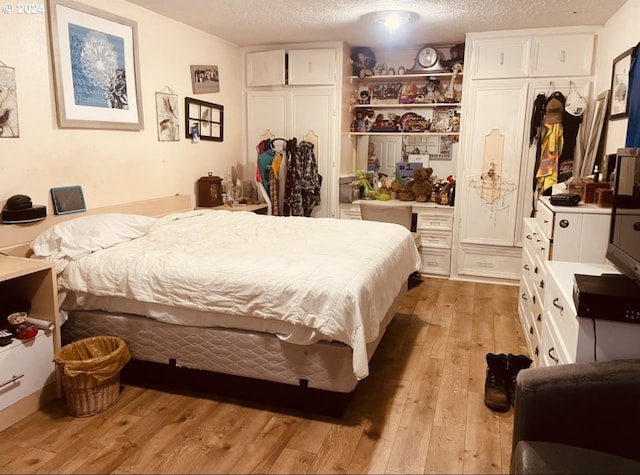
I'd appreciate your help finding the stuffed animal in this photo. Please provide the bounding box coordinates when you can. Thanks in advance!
[398,167,433,202]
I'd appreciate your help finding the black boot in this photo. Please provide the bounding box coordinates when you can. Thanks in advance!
[507,354,533,407]
[484,353,510,412]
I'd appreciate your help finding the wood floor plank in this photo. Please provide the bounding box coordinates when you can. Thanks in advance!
[0,280,522,475]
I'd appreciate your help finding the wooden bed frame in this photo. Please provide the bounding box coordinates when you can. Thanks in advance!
[1,193,405,416]
[0,194,193,257]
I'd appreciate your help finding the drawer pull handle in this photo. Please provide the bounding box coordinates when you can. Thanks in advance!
[523,264,530,270]
[0,374,24,389]
[529,326,534,335]
[532,295,537,305]
[534,266,539,274]
[548,347,559,364]
[553,298,563,312]
[521,293,528,301]
[535,347,539,356]
[537,313,542,322]
[526,234,533,240]
[539,280,545,289]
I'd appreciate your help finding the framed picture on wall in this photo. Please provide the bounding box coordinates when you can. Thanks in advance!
[190,65,220,94]
[609,47,634,120]
[47,0,144,130]
[185,97,223,142]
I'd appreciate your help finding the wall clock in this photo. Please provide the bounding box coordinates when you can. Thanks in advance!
[408,45,442,72]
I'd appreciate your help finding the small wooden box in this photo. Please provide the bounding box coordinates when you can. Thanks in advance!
[197,174,223,207]
[596,188,613,208]
[582,182,610,203]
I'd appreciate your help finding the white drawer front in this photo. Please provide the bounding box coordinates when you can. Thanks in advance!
[535,201,554,239]
[458,246,521,280]
[540,311,571,366]
[416,211,453,231]
[0,331,55,411]
[420,248,451,276]
[522,218,538,257]
[419,230,452,249]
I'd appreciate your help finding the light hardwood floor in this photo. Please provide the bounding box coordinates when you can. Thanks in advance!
[0,278,527,474]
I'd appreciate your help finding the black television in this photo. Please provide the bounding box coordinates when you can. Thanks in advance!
[606,147,640,281]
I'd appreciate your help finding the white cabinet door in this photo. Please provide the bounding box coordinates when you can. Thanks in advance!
[369,136,402,177]
[468,36,531,79]
[530,34,594,77]
[246,50,285,87]
[457,80,529,246]
[247,88,335,218]
[288,49,335,85]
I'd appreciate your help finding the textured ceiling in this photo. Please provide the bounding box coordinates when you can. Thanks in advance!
[124,0,626,48]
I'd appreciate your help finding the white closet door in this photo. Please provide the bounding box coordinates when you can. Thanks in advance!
[290,88,334,218]
[247,88,335,218]
[457,80,529,246]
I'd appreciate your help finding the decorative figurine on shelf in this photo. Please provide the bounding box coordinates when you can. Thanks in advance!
[358,90,371,105]
[399,82,419,104]
[424,78,440,104]
[441,43,465,72]
[350,47,376,79]
[367,142,379,173]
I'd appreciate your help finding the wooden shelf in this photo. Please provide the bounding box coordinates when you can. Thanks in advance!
[349,132,460,137]
[351,102,461,110]
[349,72,463,82]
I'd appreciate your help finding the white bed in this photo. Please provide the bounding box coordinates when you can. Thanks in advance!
[21,198,421,400]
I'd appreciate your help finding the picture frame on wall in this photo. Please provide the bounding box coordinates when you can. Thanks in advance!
[609,47,634,120]
[155,90,179,142]
[0,63,19,138]
[581,90,610,177]
[47,0,144,130]
[190,65,220,94]
[185,97,223,142]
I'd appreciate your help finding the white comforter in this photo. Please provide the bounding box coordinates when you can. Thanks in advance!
[58,210,421,379]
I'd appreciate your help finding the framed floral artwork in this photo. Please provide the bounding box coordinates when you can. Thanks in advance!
[47,0,144,130]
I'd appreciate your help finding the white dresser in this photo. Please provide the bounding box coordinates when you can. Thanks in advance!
[541,261,640,366]
[518,197,611,365]
[339,201,454,277]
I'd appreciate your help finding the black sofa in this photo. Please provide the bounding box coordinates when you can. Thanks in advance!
[510,359,640,474]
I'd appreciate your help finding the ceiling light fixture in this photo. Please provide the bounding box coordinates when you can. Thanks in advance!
[373,10,416,35]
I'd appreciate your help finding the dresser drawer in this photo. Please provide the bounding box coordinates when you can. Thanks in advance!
[416,211,453,231]
[0,331,55,411]
[540,312,570,366]
[522,218,538,257]
[420,248,451,276]
[535,201,554,239]
[419,230,452,249]
[544,278,578,361]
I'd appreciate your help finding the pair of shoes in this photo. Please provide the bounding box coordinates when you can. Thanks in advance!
[483,353,533,412]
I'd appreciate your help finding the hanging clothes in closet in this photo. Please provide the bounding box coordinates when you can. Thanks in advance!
[282,138,322,217]
[531,90,583,196]
[256,138,284,215]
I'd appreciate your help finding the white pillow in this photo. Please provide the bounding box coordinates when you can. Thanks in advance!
[31,213,157,260]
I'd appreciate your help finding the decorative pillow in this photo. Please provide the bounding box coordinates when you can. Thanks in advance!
[31,213,157,261]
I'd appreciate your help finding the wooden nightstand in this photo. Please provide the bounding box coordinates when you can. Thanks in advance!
[0,256,60,431]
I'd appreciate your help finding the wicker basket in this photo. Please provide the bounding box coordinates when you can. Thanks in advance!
[57,371,122,417]
[55,336,130,417]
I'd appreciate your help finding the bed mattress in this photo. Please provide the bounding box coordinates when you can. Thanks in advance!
[51,210,421,380]
[61,286,403,393]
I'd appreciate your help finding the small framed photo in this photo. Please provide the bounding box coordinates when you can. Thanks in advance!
[185,97,223,142]
[190,65,220,94]
[51,185,86,215]
[609,47,634,120]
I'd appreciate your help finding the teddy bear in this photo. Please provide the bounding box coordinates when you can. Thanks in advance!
[398,167,433,202]
[377,176,400,200]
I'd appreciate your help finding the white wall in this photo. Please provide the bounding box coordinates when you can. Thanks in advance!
[595,0,639,155]
[0,0,242,213]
